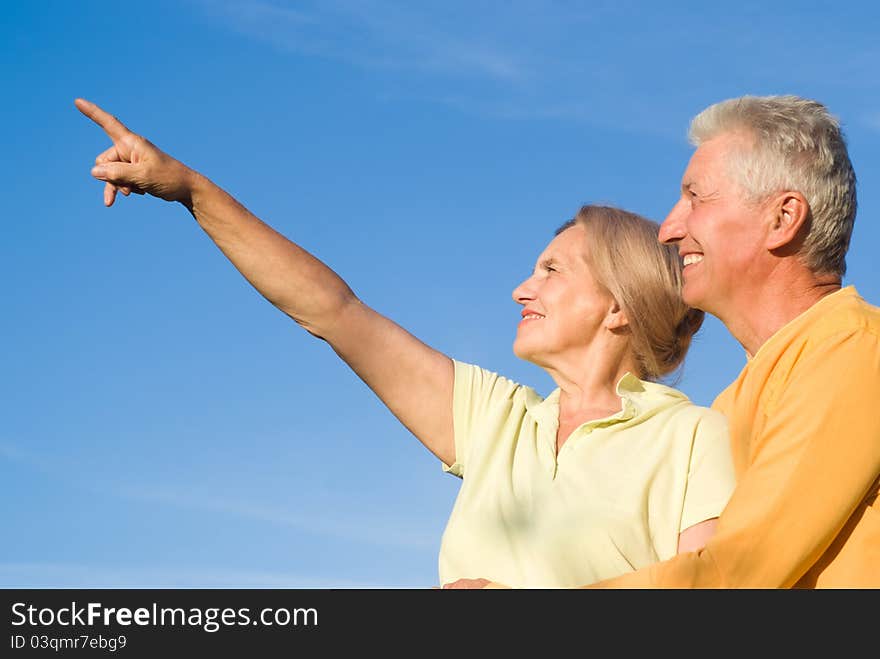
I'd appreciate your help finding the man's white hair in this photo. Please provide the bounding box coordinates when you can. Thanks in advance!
[689,95,857,277]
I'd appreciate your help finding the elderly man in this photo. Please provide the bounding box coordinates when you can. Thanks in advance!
[585,95,880,588]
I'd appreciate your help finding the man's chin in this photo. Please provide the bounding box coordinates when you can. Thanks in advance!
[681,284,704,310]
[682,289,714,316]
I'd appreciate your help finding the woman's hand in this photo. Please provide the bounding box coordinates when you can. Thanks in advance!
[441,578,511,589]
[442,578,491,589]
[75,98,196,207]
[74,97,457,467]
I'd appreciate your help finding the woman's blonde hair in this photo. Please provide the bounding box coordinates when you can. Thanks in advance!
[557,204,703,382]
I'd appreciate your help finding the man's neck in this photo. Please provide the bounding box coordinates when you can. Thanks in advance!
[719,268,842,357]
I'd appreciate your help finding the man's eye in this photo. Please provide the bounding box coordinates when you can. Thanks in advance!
[544,265,556,273]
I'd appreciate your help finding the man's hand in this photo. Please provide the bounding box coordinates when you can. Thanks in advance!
[74,98,196,207]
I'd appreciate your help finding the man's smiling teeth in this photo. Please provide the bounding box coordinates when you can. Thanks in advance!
[523,314,544,320]
[683,254,704,266]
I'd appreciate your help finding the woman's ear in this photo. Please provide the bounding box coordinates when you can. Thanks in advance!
[605,299,629,330]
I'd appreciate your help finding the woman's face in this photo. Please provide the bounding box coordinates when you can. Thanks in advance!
[511,224,616,368]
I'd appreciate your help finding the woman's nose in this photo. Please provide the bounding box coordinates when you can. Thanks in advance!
[512,276,535,304]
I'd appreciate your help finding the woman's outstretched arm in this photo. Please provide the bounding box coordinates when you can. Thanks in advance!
[75,98,455,465]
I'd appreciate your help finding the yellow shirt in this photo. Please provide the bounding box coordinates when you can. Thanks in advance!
[589,286,880,588]
[439,360,735,588]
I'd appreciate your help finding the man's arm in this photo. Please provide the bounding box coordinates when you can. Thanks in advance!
[587,329,880,588]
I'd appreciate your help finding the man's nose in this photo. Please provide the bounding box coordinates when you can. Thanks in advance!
[658,198,688,245]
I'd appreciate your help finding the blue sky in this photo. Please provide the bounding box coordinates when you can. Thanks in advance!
[2,1,878,588]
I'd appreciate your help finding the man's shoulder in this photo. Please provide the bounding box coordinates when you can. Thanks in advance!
[710,380,738,416]
[839,286,880,325]
[801,286,880,342]
[711,287,880,416]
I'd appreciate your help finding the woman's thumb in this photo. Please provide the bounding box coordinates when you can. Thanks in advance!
[91,161,137,186]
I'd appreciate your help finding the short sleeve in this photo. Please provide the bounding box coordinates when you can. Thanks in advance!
[443,360,521,478]
[679,409,736,532]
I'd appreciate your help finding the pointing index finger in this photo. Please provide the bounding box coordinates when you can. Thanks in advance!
[74,98,132,141]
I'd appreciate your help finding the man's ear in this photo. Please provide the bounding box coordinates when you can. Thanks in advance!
[767,191,810,251]
[605,299,629,331]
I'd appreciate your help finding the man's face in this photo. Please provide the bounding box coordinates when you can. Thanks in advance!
[658,132,770,319]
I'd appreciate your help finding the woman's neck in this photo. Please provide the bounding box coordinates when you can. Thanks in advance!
[545,341,639,425]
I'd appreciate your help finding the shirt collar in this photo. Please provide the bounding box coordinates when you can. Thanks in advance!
[525,371,661,429]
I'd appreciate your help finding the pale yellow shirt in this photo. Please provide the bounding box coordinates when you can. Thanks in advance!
[438,360,735,588]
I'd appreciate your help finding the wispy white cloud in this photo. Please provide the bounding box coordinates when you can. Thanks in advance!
[118,484,435,551]
[197,0,529,82]
[0,440,435,552]
[0,562,400,588]
[0,441,59,474]
[188,0,723,134]
[192,0,880,134]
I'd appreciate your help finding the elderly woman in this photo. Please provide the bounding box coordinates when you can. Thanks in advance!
[75,98,735,589]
